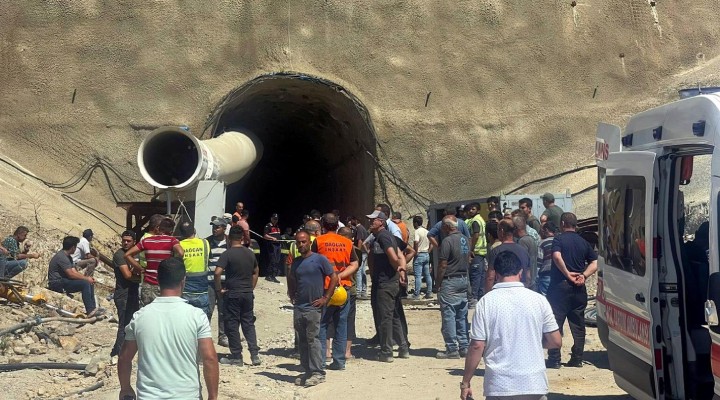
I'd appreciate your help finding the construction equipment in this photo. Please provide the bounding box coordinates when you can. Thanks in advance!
[0,278,83,318]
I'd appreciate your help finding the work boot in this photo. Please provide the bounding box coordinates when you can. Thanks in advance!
[218,335,229,347]
[250,353,261,366]
[459,348,468,358]
[436,350,460,359]
[423,293,433,300]
[265,276,280,283]
[397,346,410,359]
[219,355,243,366]
[566,356,584,368]
[304,373,326,387]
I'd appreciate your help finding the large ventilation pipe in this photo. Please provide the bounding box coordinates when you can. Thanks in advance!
[137,126,263,190]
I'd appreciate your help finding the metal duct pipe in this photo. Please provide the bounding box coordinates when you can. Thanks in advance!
[137,126,263,190]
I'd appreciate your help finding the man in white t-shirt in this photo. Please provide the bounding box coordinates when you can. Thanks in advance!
[412,215,433,299]
[118,257,219,400]
[72,229,98,277]
[460,251,562,400]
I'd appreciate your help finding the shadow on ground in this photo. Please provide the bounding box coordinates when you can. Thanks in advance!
[446,367,484,377]
[548,394,632,399]
[582,350,610,370]
[255,371,297,384]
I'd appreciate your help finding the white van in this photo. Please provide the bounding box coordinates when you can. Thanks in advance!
[596,93,720,399]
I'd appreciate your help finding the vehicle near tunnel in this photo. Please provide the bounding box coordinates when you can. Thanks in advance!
[595,91,720,399]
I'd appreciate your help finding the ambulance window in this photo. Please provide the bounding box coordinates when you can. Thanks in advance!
[600,175,646,276]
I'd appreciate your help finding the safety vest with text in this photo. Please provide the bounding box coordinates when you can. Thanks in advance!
[180,237,210,293]
[315,232,353,289]
[466,214,488,256]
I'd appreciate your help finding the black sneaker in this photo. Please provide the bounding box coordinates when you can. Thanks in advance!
[545,359,562,369]
[326,361,345,370]
[397,347,410,359]
[376,353,394,363]
[250,353,261,366]
[218,335,229,347]
[265,276,281,283]
[436,351,460,359]
[219,355,243,366]
[459,348,468,357]
[565,357,584,368]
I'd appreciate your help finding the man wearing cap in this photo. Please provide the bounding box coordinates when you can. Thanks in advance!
[540,193,564,227]
[207,217,230,347]
[179,222,211,318]
[367,209,409,362]
[263,213,282,283]
[72,229,98,277]
[312,213,359,370]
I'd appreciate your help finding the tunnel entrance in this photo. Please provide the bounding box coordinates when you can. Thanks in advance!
[208,73,377,233]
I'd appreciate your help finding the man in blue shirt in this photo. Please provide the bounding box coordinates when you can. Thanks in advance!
[427,207,470,249]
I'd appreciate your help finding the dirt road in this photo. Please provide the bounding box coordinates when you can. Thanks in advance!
[0,276,631,399]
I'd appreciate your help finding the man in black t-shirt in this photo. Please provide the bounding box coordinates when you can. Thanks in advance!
[110,230,140,357]
[546,212,598,369]
[215,226,261,366]
[367,210,409,362]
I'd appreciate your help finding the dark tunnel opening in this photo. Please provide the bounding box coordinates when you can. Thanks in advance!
[209,73,377,235]
[142,132,200,187]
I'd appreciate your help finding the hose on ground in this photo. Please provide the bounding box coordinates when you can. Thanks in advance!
[0,363,87,372]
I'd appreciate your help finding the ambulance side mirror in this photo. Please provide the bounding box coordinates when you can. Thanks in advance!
[706,272,720,328]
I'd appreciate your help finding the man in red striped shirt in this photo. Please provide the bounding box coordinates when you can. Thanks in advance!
[125,217,184,306]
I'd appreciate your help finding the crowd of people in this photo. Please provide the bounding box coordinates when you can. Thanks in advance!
[0,193,599,400]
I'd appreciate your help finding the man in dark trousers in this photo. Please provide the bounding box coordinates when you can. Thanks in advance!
[111,230,141,357]
[287,230,338,387]
[546,212,598,369]
[215,226,261,366]
[264,213,282,283]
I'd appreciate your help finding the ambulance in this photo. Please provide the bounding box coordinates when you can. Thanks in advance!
[596,91,720,399]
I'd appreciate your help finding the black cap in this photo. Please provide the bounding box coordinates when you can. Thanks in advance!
[82,229,94,239]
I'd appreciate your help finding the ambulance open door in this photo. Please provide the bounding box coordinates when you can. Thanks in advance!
[598,148,662,400]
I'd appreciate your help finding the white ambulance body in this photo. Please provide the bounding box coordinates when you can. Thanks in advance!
[596,93,720,399]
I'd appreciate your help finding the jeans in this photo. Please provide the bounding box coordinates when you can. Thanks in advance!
[376,280,407,356]
[536,274,551,296]
[547,280,588,362]
[469,255,486,301]
[111,285,139,356]
[439,276,469,352]
[49,278,96,314]
[319,297,350,368]
[223,292,260,357]
[294,307,324,375]
[356,253,368,295]
[1,259,28,279]
[413,253,432,296]
[182,291,211,320]
[208,283,226,337]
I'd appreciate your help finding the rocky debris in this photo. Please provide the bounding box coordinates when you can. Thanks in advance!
[53,324,76,337]
[84,355,108,376]
[59,336,81,353]
[13,345,30,355]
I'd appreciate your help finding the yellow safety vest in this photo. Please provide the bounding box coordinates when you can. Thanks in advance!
[466,214,487,256]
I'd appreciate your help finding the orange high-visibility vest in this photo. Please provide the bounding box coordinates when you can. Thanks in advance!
[315,232,354,289]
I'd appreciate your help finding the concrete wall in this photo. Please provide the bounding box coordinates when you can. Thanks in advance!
[2,0,720,226]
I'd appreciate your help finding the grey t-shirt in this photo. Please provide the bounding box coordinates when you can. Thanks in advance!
[487,242,531,284]
[439,231,470,277]
[48,250,73,286]
[291,253,335,311]
[541,205,564,227]
[518,235,539,280]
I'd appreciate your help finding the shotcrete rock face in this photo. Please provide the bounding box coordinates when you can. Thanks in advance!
[212,73,377,229]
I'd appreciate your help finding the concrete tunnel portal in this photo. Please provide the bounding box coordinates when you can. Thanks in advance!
[210,73,378,232]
